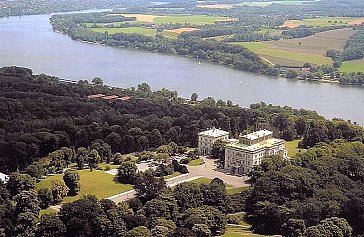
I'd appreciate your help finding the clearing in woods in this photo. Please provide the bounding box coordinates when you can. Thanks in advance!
[231,28,354,66]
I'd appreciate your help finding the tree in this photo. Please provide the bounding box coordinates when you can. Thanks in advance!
[191,93,198,101]
[127,226,151,237]
[92,77,103,86]
[37,188,54,209]
[87,149,101,171]
[117,161,138,184]
[134,175,166,203]
[36,214,66,237]
[151,226,169,237]
[174,182,203,211]
[304,217,352,237]
[7,173,36,196]
[63,169,80,196]
[15,212,37,237]
[14,190,40,217]
[192,224,212,237]
[180,205,226,235]
[76,147,88,170]
[51,180,69,204]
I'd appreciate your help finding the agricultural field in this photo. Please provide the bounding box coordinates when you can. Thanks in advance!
[237,0,320,7]
[197,4,235,9]
[153,15,233,25]
[282,17,364,28]
[233,41,331,66]
[89,27,157,37]
[112,13,233,25]
[339,60,364,73]
[231,28,354,66]
[36,170,133,203]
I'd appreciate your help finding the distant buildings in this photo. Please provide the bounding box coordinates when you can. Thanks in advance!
[198,128,229,155]
[198,128,287,175]
[0,172,9,184]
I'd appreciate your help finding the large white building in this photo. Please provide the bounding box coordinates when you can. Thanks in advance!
[198,128,287,175]
[0,172,9,184]
[225,130,287,175]
[198,128,229,155]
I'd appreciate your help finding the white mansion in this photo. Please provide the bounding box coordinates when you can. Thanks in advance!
[198,128,287,175]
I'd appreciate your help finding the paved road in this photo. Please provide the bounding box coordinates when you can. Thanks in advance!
[108,158,249,203]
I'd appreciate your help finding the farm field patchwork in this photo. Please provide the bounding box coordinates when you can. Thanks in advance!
[36,170,133,203]
[90,27,157,36]
[231,28,354,66]
[339,60,364,72]
[232,41,332,66]
[237,0,320,7]
[111,14,233,25]
[153,15,233,25]
[282,17,364,28]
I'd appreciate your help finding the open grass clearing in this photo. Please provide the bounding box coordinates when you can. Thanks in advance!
[226,186,249,194]
[164,172,182,180]
[188,177,233,188]
[188,158,205,166]
[90,27,157,36]
[232,41,331,66]
[282,17,364,28]
[36,170,133,203]
[39,207,57,217]
[285,139,302,157]
[339,60,364,72]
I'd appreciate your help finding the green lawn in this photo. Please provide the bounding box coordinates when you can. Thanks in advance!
[90,27,157,36]
[188,158,205,166]
[285,139,302,157]
[339,60,364,72]
[226,186,249,195]
[36,170,133,203]
[97,163,119,171]
[164,172,182,180]
[189,177,213,185]
[232,41,332,66]
[39,207,57,217]
[217,213,269,237]
[153,15,232,25]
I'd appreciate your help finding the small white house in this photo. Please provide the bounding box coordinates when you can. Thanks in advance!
[0,172,9,184]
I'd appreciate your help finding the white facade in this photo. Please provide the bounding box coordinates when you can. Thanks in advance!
[198,128,229,155]
[0,172,9,184]
[224,129,287,175]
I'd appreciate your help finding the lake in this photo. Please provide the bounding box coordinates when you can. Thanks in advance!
[0,12,363,124]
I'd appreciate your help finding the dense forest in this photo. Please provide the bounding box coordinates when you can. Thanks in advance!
[247,140,364,237]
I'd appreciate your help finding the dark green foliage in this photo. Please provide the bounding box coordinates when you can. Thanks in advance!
[63,170,80,196]
[134,175,166,203]
[37,188,54,209]
[247,140,364,236]
[36,214,67,237]
[6,173,36,197]
[117,161,138,184]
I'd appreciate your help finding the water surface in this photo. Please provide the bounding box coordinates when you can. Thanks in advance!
[0,13,363,124]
